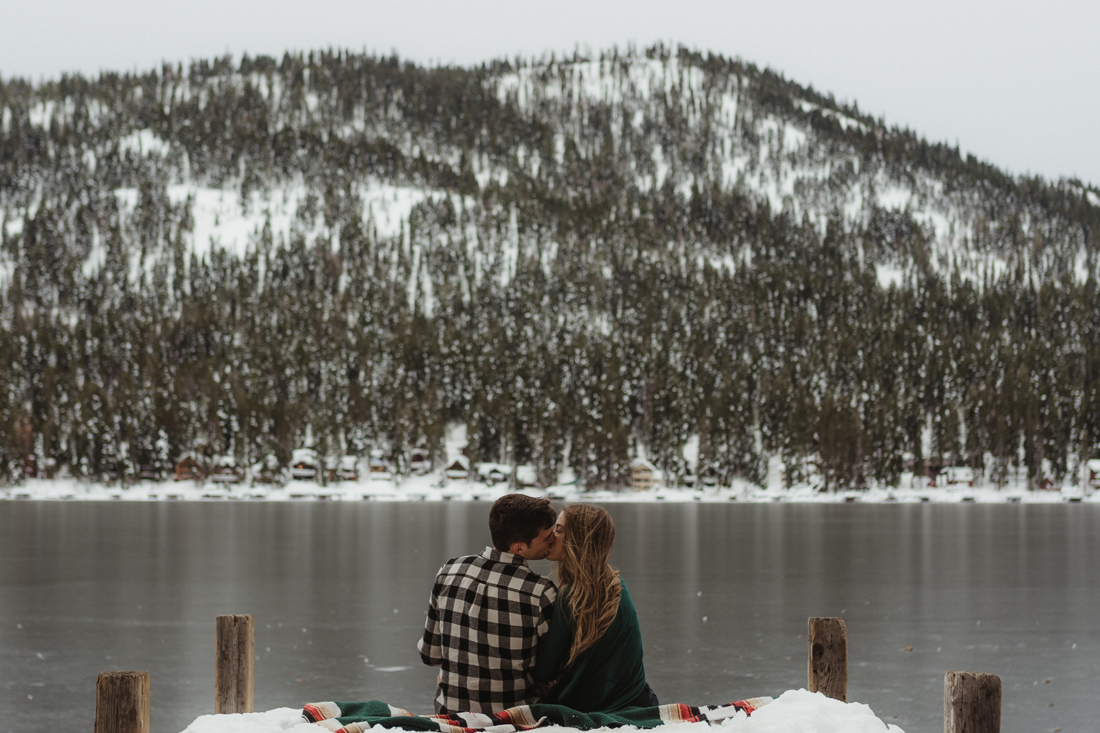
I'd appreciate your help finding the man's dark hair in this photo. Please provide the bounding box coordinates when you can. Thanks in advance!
[489,494,557,551]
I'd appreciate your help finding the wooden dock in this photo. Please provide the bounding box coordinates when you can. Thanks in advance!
[95,615,1001,733]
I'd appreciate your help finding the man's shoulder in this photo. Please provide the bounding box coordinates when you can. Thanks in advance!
[435,548,500,575]
[435,550,555,597]
[437,553,482,573]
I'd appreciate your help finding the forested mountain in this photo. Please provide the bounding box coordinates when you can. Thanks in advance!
[2,44,1098,489]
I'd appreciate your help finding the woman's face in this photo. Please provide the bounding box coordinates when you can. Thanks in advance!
[545,510,566,562]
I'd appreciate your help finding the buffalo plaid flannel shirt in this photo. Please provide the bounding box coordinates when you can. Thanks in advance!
[418,547,557,714]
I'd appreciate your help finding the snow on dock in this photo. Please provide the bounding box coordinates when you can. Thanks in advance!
[178,690,904,733]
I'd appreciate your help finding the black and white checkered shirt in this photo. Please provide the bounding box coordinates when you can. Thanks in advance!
[418,547,557,714]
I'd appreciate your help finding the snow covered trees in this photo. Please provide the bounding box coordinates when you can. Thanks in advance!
[1,47,1098,488]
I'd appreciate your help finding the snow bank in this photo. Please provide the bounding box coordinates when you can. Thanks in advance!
[177,691,904,733]
[2,474,1096,504]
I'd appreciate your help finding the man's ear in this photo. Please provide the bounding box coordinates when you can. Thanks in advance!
[509,541,527,555]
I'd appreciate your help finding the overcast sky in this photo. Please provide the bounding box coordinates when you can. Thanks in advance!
[3,0,1098,186]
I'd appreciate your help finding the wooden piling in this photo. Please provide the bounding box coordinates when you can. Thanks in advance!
[215,614,255,714]
[944,671,1001,733]
[807,616,848,702]
[95,671,150,733]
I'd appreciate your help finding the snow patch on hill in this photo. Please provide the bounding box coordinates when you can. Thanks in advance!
[119,129,171,156]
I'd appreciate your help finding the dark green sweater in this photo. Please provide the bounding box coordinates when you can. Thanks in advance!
[533,577,648,712]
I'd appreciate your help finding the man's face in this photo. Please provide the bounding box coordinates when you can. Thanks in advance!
[545,510,566,562]
[513,525,556,560]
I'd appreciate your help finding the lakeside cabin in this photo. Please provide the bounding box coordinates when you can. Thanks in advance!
[174,453,205,482]
[321,455,362,483]
[408,446,431,475]
[290,448,319,480]
[942,466,975,487]
[139,462,167,481]
[630,458,660,491]
[476,462,512,485]
[210,456,244,484]
[368,450,392,480]
[1088,459,1100,490]
[338,456,359,482]
[443,456,470,482]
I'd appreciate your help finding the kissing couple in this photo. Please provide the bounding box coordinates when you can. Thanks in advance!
[418,494,659,714]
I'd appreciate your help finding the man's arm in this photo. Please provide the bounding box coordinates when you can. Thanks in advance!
[535,581,557,637]
[532,595,569,682]
[417,579,444,666]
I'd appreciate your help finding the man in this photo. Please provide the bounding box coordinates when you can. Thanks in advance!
[418,493,558,713]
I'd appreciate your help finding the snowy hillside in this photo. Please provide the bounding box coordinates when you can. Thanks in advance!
[1,45,1098,490]
[5,47,1097,289]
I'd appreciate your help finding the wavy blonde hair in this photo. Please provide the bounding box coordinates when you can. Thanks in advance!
[556,504,622,666]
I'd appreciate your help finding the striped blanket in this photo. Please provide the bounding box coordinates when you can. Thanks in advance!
[302,698,773,733]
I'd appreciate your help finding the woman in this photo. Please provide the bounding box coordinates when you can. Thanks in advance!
[534,504,659,711]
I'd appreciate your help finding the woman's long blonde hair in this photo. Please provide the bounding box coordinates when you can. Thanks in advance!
[556,504,622,666]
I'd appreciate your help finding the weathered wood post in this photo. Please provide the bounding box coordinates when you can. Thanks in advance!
[807,616,848,701]
[215,614,255,714]
[944,671,1001,733]
[95,671,150,733]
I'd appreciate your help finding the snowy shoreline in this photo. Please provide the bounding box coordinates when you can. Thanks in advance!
[2,474,1095,504]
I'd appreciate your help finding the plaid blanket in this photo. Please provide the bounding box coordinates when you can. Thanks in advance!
[302,698,773,733]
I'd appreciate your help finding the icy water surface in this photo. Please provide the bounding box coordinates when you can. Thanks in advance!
[0,501,1096,733]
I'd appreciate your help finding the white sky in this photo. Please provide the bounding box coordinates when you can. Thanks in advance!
[2,0,1098,187]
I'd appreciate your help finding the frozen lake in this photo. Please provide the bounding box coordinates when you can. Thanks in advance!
[1,501,1097,733]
